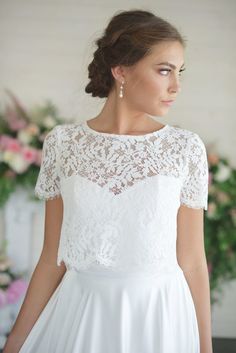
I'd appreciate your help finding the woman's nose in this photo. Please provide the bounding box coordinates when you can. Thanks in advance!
[169,76,181,93]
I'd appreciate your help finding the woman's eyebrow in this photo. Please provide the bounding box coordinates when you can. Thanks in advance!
[155,62,185,69]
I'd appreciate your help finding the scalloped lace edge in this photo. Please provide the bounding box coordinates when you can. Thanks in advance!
[180,201,208,211]
[34,189,62,201]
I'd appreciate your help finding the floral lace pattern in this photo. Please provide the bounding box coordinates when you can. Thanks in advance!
[34,121,209,272]
[34,126,61,200]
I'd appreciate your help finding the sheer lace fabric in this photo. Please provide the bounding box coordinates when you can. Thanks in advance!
[34,121,209,273]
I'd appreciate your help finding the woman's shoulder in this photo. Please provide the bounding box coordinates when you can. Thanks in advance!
[168,124,197,137]
[168,124,205,146]
[47,122,84,140]
[165,125,207,161]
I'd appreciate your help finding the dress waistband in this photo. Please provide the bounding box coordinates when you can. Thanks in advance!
[65,264,184,280]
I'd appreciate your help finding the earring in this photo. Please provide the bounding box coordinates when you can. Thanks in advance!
[119,79,125,98]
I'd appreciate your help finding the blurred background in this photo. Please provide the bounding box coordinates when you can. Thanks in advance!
[0,0,235,352]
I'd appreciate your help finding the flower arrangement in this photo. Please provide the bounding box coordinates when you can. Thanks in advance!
[0,240,28,310]
[205,153,236,304]
[0,89,73,207]
[0,239,28,346]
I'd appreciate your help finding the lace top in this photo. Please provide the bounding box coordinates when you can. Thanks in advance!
[34,120,209,273]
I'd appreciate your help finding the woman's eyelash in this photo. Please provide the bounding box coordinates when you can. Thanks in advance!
[179,68,186,74]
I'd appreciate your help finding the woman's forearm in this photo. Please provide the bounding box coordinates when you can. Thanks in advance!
[2,251,66,353]
[183,260,213,353]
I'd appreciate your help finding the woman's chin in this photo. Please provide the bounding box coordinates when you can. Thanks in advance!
[155,107,170,117]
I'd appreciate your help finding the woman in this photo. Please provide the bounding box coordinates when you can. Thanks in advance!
[3,8,213,353]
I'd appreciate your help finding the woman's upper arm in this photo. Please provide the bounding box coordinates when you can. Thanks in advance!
[40,196,65,271]
[177,205,206,272]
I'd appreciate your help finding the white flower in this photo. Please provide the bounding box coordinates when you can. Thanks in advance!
[0,257,12,271]
[17,130,32,144]
[0,273,11,286]
[3,151,28,173]
[214,163,231,182]
[43,115,56,129]
[3,151,15,163]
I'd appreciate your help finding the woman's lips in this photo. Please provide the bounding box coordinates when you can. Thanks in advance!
[162,100,174,106]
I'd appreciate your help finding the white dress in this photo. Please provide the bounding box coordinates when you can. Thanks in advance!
[19,120,209,353]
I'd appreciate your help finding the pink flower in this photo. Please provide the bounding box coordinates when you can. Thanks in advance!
[0,135,13,150]
[5,106,27,131]
[34,150,42,166]
[25,123,39,136]
[0,135,21,152]
[0,289,7,308]
[21,146,38,163]
[7,139,21,153]
[207,202,217,218]
[208,172,213,186]
[208,153,219,166]
[6,279,28,304]
[10,120,27,131]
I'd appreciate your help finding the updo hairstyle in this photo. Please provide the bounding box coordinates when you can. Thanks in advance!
[85,9,186,98]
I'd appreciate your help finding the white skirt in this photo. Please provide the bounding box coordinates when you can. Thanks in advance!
[18,266,200,353]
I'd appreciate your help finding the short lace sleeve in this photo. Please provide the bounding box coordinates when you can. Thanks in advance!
[34,125,61,200]
[180,133,209,210]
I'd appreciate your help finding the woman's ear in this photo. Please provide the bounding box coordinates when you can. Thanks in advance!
[111,65,126,82]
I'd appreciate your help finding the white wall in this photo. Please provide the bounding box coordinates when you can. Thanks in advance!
[0,0,236,338]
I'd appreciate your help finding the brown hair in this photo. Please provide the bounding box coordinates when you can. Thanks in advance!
[85,9,186,98]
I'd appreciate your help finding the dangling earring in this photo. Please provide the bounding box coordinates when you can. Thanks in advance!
[119,79,125,98]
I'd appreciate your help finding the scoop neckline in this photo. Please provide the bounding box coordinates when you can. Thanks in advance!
[82,120,170,139]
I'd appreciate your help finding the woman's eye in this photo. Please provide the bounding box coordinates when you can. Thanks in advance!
[159,69,171,76]
[159,68,186,77]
